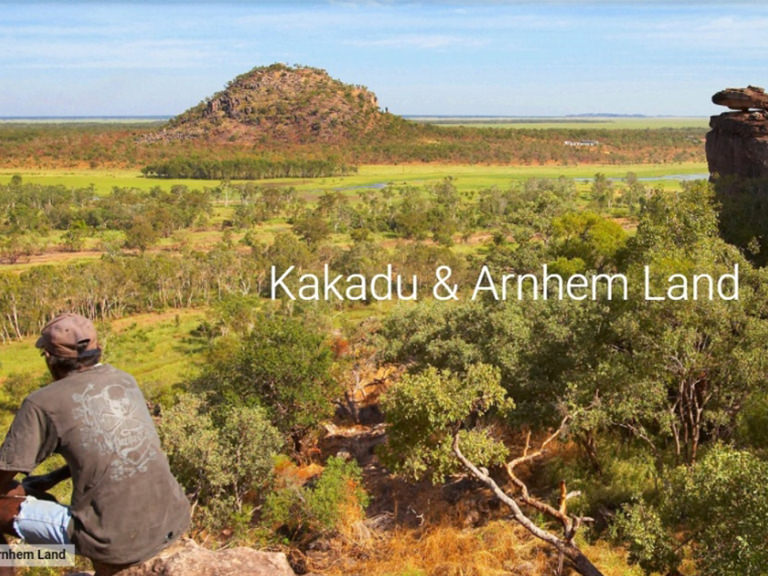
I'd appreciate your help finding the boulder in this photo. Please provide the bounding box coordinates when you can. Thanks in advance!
[712,86,768,111]
[67,539,296,576]
[321,422,387,464]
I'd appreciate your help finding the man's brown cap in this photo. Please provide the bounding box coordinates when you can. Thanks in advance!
[35,313,100,359]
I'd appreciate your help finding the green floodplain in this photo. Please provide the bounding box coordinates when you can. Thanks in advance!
[0,161,709,196]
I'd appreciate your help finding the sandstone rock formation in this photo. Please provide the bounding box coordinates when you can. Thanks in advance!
[707,87,768,178]
[712,85,768,111]
[67,539,296,576]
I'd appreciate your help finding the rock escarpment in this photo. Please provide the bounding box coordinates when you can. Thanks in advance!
[707,86,768,267]
[706,86,768,178]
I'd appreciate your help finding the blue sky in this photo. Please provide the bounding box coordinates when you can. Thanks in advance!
[1,1,767,117]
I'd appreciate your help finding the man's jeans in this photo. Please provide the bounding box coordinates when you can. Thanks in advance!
[13,496,71,545]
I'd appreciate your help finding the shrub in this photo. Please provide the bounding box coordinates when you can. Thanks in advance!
[263,455,368,542]
[194,312,337,437]
[159,393,283,531]
[613,445,768,576]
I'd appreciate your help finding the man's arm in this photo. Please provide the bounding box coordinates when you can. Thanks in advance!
[22,466,70,493]
[0,399,60,493]
[0,471,18,492]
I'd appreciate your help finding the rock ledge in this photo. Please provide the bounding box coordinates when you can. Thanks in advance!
[67,539,296,576]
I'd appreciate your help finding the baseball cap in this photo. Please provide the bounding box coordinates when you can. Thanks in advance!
[35,313,100,359]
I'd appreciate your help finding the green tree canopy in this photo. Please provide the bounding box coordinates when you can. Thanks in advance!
[194,311,338,438]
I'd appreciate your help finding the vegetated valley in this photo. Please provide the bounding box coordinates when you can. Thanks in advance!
[3,64,764,576]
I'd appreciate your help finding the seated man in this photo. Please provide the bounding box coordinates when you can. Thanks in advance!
[0,313,190,575]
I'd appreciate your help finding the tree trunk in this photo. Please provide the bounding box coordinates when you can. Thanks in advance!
[564,543,605,576]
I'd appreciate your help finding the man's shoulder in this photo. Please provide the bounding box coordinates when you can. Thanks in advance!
[87,363,135,381]
[65,363,135,383]
[28,364,138,403]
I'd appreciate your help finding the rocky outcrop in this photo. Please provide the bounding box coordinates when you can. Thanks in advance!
[712,86,768,111]
[149,63,387,145]
[707,87,768,178]
[67,539,296,576]
[321,422,387,465]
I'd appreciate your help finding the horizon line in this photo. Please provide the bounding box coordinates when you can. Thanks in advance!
[0,113,711,121]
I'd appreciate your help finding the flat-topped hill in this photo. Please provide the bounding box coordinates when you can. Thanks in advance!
[151,64,389,144]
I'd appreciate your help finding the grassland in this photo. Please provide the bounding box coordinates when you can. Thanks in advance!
[0,161,709,197]
[0,310,207,399]
[0,168,204,195]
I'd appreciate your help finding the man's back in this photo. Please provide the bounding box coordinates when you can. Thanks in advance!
[1,364,190,565]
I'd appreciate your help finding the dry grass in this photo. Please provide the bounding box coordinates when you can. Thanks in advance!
[310,518,643,576]
[315,520,545,576]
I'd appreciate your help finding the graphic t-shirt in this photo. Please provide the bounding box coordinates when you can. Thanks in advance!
[0,364,190,564]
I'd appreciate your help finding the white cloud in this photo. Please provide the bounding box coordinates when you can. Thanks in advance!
[1,37,229,71]
[347,33,489,49]
[620,12,768,50]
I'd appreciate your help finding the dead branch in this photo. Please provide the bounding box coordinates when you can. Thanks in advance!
[504,415,594,537]
[451,428,604,576]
